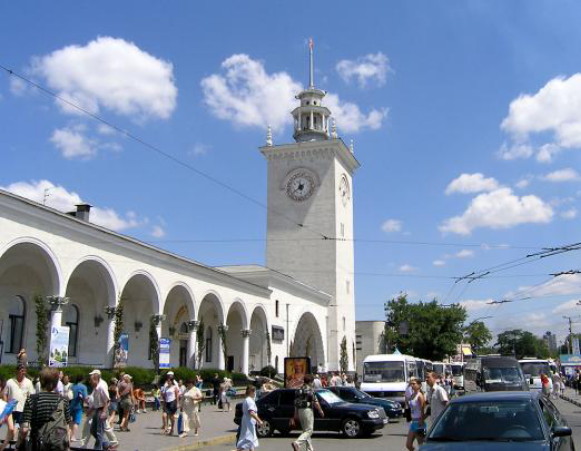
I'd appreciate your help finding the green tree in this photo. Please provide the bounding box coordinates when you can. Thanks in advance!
[383,294,467,361]
[495,329,549,359]
[340,336,348,372]
[464,321,493,352]
[196,319,205,369]
[34,294,49,364]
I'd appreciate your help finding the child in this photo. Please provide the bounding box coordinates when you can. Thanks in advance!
[152,384,161,411]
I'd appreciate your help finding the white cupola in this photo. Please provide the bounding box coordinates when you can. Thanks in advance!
[291,38,333,143]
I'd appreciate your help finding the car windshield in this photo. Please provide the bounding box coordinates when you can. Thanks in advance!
[451,365,463,376]
[352,389,372,399]
[363,361,405,383]
[433,363,444,374]
[317,390,344,405]
[429,400,544,442]
[520,362,550,377]
[483,367,523,384]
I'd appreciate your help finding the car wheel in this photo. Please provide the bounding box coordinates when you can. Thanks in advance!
[342,418,362,438]
[256,419,273,437]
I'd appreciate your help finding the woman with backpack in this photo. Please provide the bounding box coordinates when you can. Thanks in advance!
[18,367,72,451]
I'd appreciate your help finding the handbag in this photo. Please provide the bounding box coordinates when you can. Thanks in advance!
[177,413,184,434]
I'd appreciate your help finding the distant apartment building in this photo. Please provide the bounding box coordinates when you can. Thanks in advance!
[543,331,558,353]
[355,320,386,375]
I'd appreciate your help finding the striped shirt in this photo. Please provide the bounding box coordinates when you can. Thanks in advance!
[22,392,71,432]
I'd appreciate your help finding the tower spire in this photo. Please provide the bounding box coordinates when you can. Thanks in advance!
[309,37,315,88]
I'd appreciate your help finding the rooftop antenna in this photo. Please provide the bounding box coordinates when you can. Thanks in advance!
[308,37,315,89]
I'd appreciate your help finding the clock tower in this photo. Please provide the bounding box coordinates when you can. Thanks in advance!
[260,41,360,371]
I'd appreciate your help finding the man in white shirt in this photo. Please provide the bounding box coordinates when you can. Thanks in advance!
[425,371,449,421]
[89,369,110,450]
[2,364,35,448]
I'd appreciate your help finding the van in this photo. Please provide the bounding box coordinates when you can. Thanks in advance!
[463,356,528,392]
[519,359,553,392]
[360,353,418,405]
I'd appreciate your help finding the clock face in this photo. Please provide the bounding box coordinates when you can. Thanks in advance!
[286,171,316,201]
[339,176,350,206]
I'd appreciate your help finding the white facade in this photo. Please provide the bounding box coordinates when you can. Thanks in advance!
[0,49,359,373]
[355,321,386,375]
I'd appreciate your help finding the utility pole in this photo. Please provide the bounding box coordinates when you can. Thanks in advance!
[563,315,574,354]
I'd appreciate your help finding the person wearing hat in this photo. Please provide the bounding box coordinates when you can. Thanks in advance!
[88,369,110,450]
[161,371,180,435]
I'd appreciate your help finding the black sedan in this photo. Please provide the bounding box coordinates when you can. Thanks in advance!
[234,388,387,438]
[327,386,403,420]
[421,391,574,450]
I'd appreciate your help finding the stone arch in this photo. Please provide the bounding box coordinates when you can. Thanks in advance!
[64,257,117,366]
[196,291,225,369]
[0,239,62,363]
[120,271,162,368]
[225,299,249,372]
[249,305,269,372]
[292,311,325,373]
[162,283,196,367]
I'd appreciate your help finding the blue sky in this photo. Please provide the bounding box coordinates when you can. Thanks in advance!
[2,1,581,345]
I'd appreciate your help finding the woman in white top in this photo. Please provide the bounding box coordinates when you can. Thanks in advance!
[406,377,426,451]
[236,386,263,451]
[179,379,203,438]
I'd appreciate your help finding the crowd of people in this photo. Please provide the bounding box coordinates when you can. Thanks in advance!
[0,357,239,450]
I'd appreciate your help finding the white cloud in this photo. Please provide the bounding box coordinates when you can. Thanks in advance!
[50,126,97,159]
[439,188,553,235]
[459,299,492,313]
[201,54,386,133]
[445,173,500,195]
[536,143,561,163]
[501,74,581,161]
[336,52,390,88]
[31,36,177,120]
[1,180,142,231]
[561,208,578,219]
[497,142,533,161]
[542,168,581,182]
[433,260,446,267]
[190,143,210,157]
[381,219,402,233]
[508,274,581,299]
[151,225,166,238]
[455,249,474,258]
[515,178,531,189]
[399,264,417,273]
[553,299,580,315]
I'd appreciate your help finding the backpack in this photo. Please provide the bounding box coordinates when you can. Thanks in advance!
[34,395,70,451]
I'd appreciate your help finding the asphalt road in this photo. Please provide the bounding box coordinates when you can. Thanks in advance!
[203,397,581,451]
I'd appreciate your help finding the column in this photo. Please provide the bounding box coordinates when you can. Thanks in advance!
[47,296,68,330]
[104,306,117,367]
[310,110,314,129]
[240,329,252,375]
[217,324,228,371]
[187,320,199,368]
[152,314,166,370]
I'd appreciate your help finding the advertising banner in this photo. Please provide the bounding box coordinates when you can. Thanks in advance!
[284,356,311,388]
[114,333,129,368]
[573,337,580,355]
[159,337,171,369]
[49,325,70,367]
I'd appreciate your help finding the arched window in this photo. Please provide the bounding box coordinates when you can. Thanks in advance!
[64,304,79,358]
[8,296,26,354]
[205,327,213,363]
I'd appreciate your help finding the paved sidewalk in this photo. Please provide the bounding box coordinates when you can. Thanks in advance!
[83,404,238,451]
[560,387,581,408]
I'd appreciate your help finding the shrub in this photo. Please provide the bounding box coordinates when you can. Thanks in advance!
[259,365,277,378]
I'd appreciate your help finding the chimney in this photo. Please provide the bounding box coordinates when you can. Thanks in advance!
[74,203,92,222]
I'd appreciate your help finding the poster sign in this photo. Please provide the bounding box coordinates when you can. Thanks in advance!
[574,338,581,355]
[49,326,70,367]
[159,337,171,369]
[114,333,129,368]
[284,357,310,388]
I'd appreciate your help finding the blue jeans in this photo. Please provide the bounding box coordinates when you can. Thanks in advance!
[91,410,109,450]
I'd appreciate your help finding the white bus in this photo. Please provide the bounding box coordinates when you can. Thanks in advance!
[450,362,464,389]
[519,358,553,392]
[360,354,418,405]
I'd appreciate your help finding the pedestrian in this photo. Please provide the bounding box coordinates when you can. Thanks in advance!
[211,373,221,406]
[291,374,324,451]
[312,374,322,389]
[344,375,355,387]
[133,386,146,413]
[70,374,89,442]
[62,373,73,400]
[16,348,28,369]
[161,371,180,435]
[18,367,71,451]
[219,378,231,412]
[406,377,426,451]
[1,363,35,450]
[551,372,562,399]
[88,369,111,450]
[179,379,202,438]
[425,371,449,421]
[540,373,551,397]
[117,374,133,432]
[108,378,119,425]
[235,385,263,451]
[152,384,161,411]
